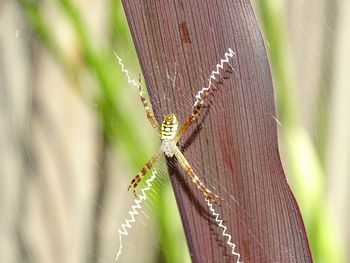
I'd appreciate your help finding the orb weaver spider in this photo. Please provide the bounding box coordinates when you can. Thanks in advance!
[128,76,223,204]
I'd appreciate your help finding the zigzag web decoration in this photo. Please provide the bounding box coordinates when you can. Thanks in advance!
[206,198,243,262]
[115,170,158,262]
[196,48,242,262]
[114,52,141,90]
[193,48,235,106]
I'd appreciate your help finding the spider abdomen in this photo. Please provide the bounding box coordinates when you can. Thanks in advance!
[161,140,176,157]
[161,114,178,140]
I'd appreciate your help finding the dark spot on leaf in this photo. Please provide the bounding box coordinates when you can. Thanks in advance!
[178,0,184,9]
[179,22,192,44]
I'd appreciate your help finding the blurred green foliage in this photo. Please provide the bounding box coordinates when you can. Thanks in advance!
[257,0,346,262]
[18,0,189,262]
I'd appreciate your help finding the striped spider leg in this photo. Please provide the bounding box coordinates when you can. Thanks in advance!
[127,77,162,197]
[128,148,162,198]
[173,146,223,203]
[128,82,222,203]
[136,75,161,133]
[174,90,211,143]
[174,89,223,203]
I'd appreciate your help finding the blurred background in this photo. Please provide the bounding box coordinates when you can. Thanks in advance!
[0,0,349,262]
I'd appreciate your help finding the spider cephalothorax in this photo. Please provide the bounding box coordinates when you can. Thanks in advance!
[127,78,222,203]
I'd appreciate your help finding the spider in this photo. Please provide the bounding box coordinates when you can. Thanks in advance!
[128,77,223,204]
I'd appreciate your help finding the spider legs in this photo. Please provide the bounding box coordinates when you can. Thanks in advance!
[137,75,161,134]
[128,148,161,197]
[175,90,210,143]
[174,146,223,204]
[186,167,223,204]
[127,166,150,198]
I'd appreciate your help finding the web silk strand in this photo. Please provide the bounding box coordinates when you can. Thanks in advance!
[206,199,243,263]
[115,171,158,262]
[200,48,243,262]
[114,52,141,90]
[193,48,235,106]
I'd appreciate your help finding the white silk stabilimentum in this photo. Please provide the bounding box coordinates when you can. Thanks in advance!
[205,198,243,262]
[193,48,235,107]
[115,171,157,262]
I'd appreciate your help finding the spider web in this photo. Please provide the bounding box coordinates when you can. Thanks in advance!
[114,49,258,263]
[113,45,311,263]
[114,49,304,262]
